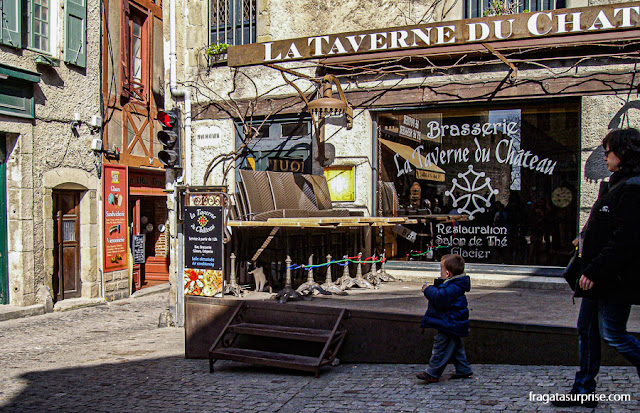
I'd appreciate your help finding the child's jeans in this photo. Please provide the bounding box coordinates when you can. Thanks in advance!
[425,330,472,378]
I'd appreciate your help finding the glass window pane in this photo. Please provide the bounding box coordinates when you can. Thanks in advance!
[132,57,142,81]
[281,122,308,138]
[132,36,141,58]
[379,101,580,266]
[62,221,76,242]
[133,21,141,38]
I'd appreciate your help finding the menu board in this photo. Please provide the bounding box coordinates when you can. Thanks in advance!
[184,206,223,296]
[132,234,146,264]
[103,165,128,271]
[184,206,223,270]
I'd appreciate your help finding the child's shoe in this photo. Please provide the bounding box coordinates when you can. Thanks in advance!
[451,372,473,379]
[416,371,439,383]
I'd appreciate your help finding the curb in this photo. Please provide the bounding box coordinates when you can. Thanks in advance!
[131,282,170,299]
[0,283,171,322]
[0,304,46,322]
[388,270,571,291]
[53,298,107,312]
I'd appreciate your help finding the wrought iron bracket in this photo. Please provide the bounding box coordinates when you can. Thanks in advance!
[482,43,517,81]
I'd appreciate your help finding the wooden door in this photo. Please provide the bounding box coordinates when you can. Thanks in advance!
[131,198,144,291]
[53,191,81,301]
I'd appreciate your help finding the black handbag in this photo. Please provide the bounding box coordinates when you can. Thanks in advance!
[563,249,582,291]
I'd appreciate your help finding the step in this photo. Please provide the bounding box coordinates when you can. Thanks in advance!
[211,347,328,372]
[227,323,333,342]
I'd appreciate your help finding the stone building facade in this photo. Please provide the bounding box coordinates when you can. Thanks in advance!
[165,0,640,318]
[0,0,101,305]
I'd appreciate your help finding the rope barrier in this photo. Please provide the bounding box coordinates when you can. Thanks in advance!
[285,245,452,270]
[286,255,386,270]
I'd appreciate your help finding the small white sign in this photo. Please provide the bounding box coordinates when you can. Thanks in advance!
[195,126,222,147]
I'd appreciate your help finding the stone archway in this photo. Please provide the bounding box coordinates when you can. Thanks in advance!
[43,168,100,299]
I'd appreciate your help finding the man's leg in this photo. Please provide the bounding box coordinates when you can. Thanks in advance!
[598,298,640,377]
[425,331,456,379]
[572,297,600,394]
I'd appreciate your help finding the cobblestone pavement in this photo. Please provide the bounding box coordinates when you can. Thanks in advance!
[0,293,638,412]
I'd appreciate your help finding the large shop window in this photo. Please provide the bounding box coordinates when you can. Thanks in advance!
[378,100,580,267]
[210,0,256,46]
[236,118,312,174]
[464,0,565,19]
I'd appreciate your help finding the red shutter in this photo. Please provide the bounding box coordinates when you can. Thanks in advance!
[120,0,131,99]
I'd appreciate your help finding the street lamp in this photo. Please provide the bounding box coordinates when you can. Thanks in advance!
[307,75,353,166]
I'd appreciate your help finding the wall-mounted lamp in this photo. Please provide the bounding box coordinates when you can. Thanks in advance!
[307,75,353,129]
[91,138,120,160]
[308,75,353,166]
[281,72,353,166]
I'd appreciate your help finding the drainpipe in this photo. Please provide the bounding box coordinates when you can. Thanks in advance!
[169,0,190,327]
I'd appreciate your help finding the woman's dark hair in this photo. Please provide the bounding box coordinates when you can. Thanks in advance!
[602,128,640,174]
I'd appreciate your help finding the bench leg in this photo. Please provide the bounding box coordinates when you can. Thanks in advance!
[209,357,216,373]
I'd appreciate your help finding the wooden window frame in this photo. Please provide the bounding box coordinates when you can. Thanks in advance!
[27,0,51,53]
[120,0,150,103]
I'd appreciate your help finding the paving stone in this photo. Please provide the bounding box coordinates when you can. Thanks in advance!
[1,293,639,412]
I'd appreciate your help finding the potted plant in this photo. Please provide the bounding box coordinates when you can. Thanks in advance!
[205,42,230,65]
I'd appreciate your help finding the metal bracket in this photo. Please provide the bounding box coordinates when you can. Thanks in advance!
[482,43,517,81]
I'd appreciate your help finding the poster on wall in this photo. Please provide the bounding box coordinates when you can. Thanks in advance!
[183,205,223,297]
[102,164,128,272]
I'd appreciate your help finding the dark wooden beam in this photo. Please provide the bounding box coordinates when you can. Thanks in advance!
[194,71,637,120]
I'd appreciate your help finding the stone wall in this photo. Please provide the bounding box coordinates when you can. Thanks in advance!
[0,0,102,306]
[103,269,130,301]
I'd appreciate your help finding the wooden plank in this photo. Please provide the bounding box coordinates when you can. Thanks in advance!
[227,323,332,342]
[228,215,466,227]
[211,348,321,371]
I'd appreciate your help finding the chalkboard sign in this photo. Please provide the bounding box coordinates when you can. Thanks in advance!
[132,234,146,264]
[184,206,223,270]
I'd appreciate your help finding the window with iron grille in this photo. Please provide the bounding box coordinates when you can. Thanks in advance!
[210,0,256,46]
[464,0,565,19]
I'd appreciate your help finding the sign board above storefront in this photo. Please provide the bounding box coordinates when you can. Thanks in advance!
[228,2,640,67]
[268,156,305,172]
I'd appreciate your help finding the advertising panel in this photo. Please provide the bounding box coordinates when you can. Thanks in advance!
[103,165,128,271]
[184,205,223,296]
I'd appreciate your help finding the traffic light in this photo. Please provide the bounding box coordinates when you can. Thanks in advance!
[157,108,181,168]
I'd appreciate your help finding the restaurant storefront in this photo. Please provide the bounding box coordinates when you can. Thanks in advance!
[172,0,640,367]
[376,99,580,266]
[216,1,640,272]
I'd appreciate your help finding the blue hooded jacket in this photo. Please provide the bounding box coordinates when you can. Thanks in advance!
[420,274,471,337]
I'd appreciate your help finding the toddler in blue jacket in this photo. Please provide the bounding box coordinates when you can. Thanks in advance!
[416,254,473,383]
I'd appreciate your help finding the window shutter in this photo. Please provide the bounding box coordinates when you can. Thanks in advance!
[64,0,87,67]
[0,0,22,48]
[119,0,131,99]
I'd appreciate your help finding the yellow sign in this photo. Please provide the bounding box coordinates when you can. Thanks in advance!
[324,166,355,202]
[417,169,445,182]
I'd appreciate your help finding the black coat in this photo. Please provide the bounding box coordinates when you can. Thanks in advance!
[579,172,640,304]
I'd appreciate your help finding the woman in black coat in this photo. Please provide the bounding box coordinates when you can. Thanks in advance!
[554,128,640,408]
